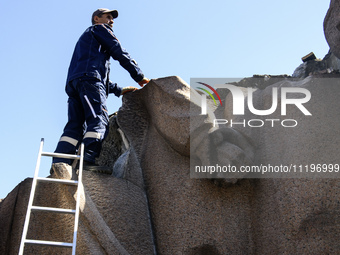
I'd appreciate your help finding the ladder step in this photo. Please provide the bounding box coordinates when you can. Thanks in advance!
[37,177,78,185]
[25,239,73,248]
[31,206,76,214]
[41,151,80,160]
[18,140,84,255]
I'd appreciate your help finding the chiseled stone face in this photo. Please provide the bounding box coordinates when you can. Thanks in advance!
[119,76,340,254]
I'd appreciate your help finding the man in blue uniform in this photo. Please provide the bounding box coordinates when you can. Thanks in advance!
[52,8,149,173]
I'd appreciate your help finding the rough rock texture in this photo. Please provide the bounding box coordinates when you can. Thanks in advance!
[222,75,340,254]
[1,74,340,254]
[96,114,129,170]
[292,51,340,78]
[116,75,340,254]
[0,157,154,254]
[324,0,340,59]
[117,77,254,254]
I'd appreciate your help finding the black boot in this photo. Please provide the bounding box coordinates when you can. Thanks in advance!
[82,161,112,175]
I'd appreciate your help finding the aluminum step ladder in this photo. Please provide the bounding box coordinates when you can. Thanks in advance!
[18,138,84,255]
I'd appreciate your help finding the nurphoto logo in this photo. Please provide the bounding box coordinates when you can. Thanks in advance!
[196,82,312,128]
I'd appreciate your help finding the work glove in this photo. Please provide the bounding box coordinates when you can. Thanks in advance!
[138,78,150,87]
[108,81,121,97]
[121,86,138,95]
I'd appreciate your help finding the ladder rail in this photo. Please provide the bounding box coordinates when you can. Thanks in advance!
[72,143,84,255]
[18,139,84,255]
[18,138,45,255]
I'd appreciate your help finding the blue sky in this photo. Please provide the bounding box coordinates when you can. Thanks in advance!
[0,0,330,199]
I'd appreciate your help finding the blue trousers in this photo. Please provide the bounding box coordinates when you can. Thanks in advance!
[53,77,109,164]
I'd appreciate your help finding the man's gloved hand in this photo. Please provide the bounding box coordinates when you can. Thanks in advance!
[138,78,150,87]
[121,86,138,95]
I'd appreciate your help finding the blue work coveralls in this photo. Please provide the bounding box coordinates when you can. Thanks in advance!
[53,23,144,164]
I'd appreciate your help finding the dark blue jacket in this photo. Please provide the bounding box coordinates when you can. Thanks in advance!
[66,23,144,96]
